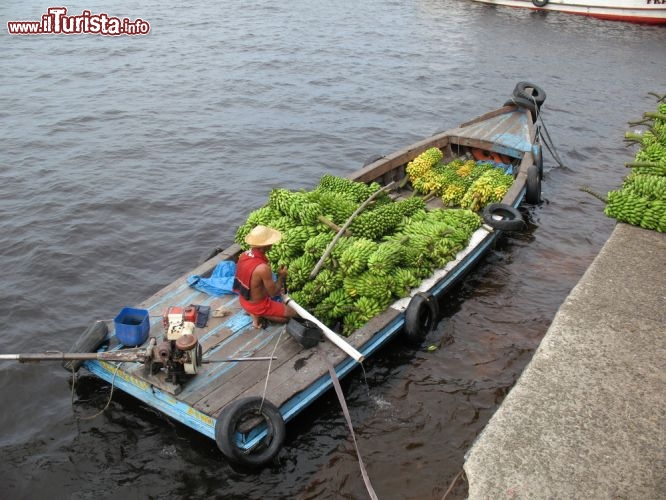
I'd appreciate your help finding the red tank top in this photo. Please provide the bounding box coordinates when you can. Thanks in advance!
[233,248,269,300]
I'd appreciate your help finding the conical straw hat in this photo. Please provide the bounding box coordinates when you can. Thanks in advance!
[244,225,282,247]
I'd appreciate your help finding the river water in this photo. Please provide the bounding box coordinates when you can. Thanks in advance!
[1,1,664,499]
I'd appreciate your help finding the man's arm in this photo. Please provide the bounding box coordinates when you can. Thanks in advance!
[256,263,286,297]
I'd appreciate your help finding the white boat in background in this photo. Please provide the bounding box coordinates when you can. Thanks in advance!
[471,0,666,24]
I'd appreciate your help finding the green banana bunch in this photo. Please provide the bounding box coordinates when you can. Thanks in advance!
[391,268,420,298]
[247,206,282,226]
[624,173,666,200]
[317,174,386,204]
[343,271,392,302]
[339,238,378,276]
[328,288,355,318]
[605,190,665,231]
[233,171,486,336]
[308,189,359,224]
[286,253,317,291]
[304,232,335,257]
[312,268,342,298]
[234,221,254,248]
[350,202,405,241]
[429,208,482,236]
[367,241,404,274]
[606,99,666,232]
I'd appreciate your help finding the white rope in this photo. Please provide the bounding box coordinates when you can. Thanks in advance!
[259,326,286,412]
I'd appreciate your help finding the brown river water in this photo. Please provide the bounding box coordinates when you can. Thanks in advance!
[1,1,665,498]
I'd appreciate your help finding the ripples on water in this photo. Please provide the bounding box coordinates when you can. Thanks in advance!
[1,0,665,498]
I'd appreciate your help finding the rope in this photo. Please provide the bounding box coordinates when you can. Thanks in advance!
[527,93,565,169]
[259,326,286,412]
[317,344,378,500]
[76,362,124,421]
[70,364,77,403]
[538,117,565,168]
[441,468,466,499]
[513,90,565,171]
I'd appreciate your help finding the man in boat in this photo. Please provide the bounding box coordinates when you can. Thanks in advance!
[233,225,298,328]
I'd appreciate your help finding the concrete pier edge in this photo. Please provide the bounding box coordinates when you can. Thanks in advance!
[463,223,666,499]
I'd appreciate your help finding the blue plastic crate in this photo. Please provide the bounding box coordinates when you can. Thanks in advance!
[113,307,150,346]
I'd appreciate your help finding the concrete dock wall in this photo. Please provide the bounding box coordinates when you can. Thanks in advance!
[464,223,665,499]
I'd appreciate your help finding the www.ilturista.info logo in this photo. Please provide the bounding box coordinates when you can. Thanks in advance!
[7,7,150,36]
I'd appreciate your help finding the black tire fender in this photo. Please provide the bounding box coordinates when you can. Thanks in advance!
[532,0,549,7]
[62,321,109,372]
[215,397,286,468]
[482,203,525,232]
[525,164,542,205]
[513,81,546,106]
[535,145,544,180]
[403,292,439,343]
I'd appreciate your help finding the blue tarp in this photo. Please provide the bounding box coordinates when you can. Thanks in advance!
[187,260,238,297]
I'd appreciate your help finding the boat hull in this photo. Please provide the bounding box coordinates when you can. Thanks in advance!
[77,90,544,465]
[471,0,666,24]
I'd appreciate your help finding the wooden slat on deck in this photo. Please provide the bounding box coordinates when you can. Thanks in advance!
[189,327,305,415]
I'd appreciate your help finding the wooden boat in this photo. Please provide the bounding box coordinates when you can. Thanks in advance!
[470,0,666,24]
[67,82,547,467]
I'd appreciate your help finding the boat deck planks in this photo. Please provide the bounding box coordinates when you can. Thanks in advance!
[107,149,503,417]
[189,329,297,410]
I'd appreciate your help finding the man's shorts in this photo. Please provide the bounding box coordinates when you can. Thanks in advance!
[239,295,287,318]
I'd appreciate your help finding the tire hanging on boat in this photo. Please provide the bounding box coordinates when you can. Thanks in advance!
[482,203,525,232]
[403,292,439,343]
[532,0,549,7]
[525,164,542,204]
[513,81,547,106]
[215,396,286,468]
[61,320,109,372]
[503,96,538,122]
[535,144,544,180]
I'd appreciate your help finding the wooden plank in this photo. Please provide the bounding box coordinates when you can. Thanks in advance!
[235,309,402,413]
[191,329,305,415]
[199,326,234,353]
[179,319,288,403]
[205,334,350,417]
[193,308,400,416]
